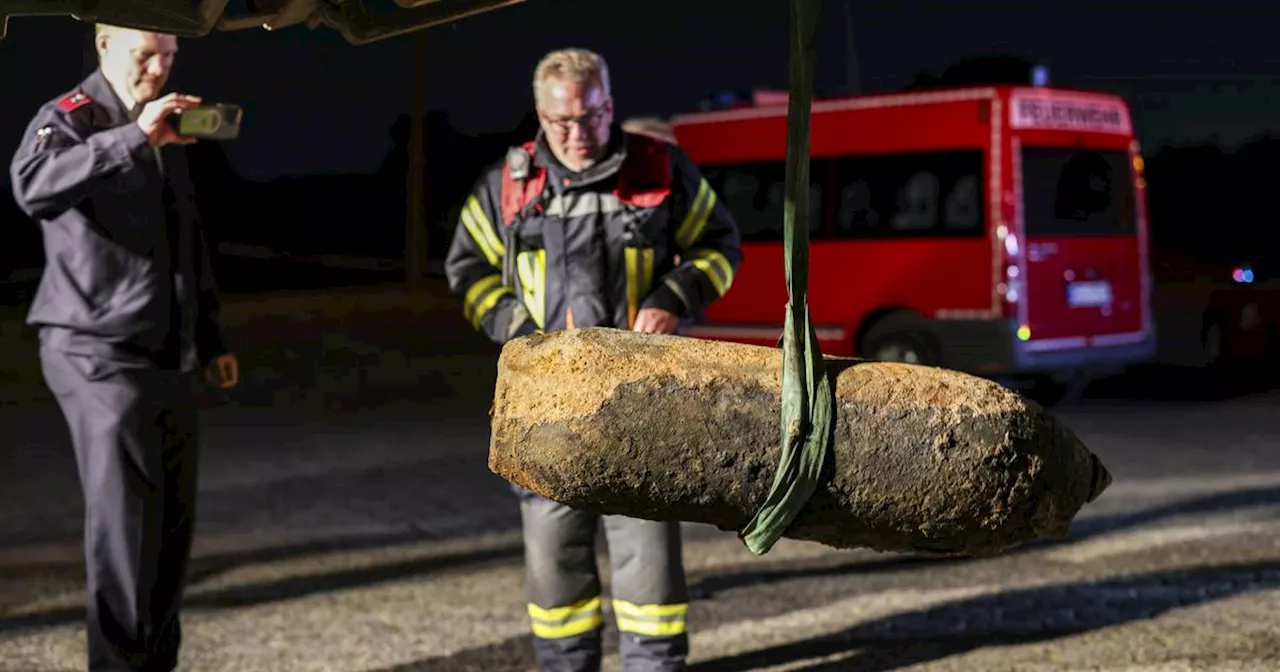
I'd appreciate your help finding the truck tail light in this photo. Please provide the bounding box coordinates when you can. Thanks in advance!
[1131,140,1147,190]
[999,229,1022,317]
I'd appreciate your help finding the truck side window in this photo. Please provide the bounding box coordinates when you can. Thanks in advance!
[703,161,828,242]
[833,149,985,238]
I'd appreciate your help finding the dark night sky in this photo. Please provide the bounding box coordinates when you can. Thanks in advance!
[3,1,1280,182]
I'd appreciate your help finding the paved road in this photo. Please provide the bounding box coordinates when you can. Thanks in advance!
[1,345,1278,670]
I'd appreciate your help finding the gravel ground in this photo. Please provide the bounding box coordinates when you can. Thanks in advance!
[1,293,1278,671]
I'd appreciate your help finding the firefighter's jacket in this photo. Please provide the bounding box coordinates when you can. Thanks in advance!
[445,129,742,343]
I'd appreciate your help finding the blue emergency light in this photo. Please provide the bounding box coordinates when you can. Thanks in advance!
[1232,265,1255,284]
[1032,65,1049,87]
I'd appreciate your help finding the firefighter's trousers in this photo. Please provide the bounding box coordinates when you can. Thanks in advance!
[518,488,690,672]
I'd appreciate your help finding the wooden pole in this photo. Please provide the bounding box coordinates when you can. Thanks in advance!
[405,31,427,282]
[843,0,861,95]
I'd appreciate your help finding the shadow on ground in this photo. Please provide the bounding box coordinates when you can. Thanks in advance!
[0,532,525,635]
[369,560,1280,671]
[684,484,1280,598]
[5,455,1276,648]
[687,560,1280,671]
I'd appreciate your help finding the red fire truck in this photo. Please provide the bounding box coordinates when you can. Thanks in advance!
[670,84,1156,400]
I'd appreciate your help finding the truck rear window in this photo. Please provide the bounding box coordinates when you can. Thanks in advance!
[1021,147,1137,236]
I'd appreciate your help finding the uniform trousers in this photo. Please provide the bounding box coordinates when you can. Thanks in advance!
[40,346,199,672]
[518,488,690,672]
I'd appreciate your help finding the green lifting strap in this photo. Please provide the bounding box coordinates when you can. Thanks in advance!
[739,0,834,556]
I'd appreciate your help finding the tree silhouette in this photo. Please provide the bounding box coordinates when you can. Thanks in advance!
[374,108,541,259]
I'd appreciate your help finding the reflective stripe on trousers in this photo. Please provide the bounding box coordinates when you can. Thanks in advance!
[518,487,689,671]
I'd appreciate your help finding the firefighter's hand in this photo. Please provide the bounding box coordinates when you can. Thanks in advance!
[633,308,679,335]
[204,353,240,389]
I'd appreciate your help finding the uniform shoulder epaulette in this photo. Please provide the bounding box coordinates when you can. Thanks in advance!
[54,91,93,113]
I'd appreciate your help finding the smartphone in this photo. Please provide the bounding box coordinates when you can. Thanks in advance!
[177,104,243,140]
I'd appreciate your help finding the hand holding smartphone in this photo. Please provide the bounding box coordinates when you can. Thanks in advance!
[177,104,244,141]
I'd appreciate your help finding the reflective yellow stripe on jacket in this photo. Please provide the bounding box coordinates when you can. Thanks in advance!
[687,248,735,297]
[461,195,505,267]
[528,596,604,639]
[624,247,655,329]
[516,249,547,329]
[675,178,717,249]
[463,274,512,329]
[612,599,688,638]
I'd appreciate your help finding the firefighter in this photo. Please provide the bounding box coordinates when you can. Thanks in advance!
[8,24,238,672]
[445,48,742,672]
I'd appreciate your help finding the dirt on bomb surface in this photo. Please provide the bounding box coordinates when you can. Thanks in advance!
[489,328,1111,557]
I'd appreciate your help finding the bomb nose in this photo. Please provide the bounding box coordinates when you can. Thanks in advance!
[1087,454,1113,503]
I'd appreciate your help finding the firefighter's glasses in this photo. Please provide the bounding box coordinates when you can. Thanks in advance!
[540,104,610,135]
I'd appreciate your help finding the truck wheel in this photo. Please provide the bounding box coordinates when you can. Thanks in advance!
[1202,316,1225,368]
[1023,374,1089,408]
[861,314,941,367]
[1199,312,1240,400]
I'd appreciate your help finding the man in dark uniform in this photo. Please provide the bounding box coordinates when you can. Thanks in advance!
[446,48,741,672]
[8,23,239,672]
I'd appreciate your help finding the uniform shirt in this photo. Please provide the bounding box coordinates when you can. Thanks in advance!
[8,69,226,371]
[108,76,184,362]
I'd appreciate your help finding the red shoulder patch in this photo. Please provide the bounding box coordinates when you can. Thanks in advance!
[55,92,93,113]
